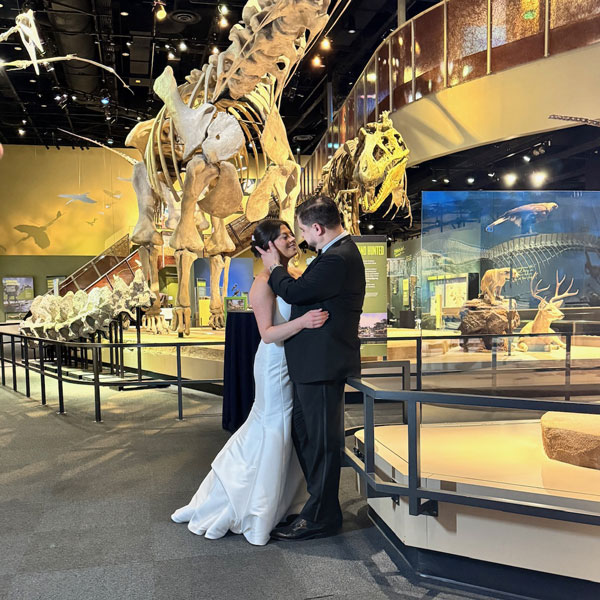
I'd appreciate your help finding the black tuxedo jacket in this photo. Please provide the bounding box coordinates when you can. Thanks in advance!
[269,236,366,383]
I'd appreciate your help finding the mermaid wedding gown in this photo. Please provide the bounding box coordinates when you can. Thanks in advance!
[171,297,305,546]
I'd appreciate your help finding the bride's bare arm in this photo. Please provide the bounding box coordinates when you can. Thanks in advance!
[249,275,328,344]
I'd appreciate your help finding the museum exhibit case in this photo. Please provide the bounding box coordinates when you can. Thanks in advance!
[347,190,600,595]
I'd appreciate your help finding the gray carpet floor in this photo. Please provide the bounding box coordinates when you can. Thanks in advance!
[0,366,503,600]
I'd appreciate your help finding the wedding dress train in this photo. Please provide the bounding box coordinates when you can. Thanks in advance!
[171,297,305,546]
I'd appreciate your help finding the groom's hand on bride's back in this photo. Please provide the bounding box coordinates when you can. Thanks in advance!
[300,309,329,329]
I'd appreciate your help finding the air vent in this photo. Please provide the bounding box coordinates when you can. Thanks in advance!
[170,10,200,24]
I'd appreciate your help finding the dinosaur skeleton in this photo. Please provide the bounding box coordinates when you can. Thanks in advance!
[319,111,410,234]
[66,0,330,334]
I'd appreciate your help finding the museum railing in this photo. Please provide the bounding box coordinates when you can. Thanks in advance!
[345,376,600,527]
[1,328,597,422]
[300,0,600,197]
[0,326,226,423]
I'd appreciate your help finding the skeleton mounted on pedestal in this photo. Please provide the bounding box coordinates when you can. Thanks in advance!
[122,0,331,334]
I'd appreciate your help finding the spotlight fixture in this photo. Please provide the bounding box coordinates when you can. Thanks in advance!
[122,52,129,56]
[21,119,27,124]
[168,51,176,60]
[531,171,547,188]
[212,46,219,54]
[431,178,437,182]
[443,178,450,184]
[218,4,228,15]
[107,138,114,145]
[312,55,323,67]
[503,172,518,187]
[54,93,62,101]
[120,11,129,16]
[100,95,110,106]
[14,46,22,51]
[367,224,375,230]
[487,172,495,177]
[320,38,331,50]
[29,78,36,83]
[347,15,357,34]
[523,155,531,162]
[137,116,142,121]
[126,41,132,47]
[467,176,475,184]
[71,95,77,101]
[179,40,187,51]
[219,15,229,27]
[154,0,167,21]
[18,128,25,136]
[165,43,171,49]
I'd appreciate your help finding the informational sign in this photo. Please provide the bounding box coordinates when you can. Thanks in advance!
[2,277,34,316]
[353,236,387,357]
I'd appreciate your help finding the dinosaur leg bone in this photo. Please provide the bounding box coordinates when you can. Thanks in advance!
[172,250,197,336]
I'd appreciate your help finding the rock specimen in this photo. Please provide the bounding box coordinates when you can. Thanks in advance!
[459,299,520,350]
[541,412,600,470]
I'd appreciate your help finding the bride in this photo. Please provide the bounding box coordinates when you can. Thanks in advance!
[171,218,328,545]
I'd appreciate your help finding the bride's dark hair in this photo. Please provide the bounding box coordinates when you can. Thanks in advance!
[250,219,292,258]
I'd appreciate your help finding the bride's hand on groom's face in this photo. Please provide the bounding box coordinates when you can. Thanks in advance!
[256,241,280,269]
[300,309,329,329]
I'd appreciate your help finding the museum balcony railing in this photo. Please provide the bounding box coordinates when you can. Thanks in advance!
[299,0,600,198]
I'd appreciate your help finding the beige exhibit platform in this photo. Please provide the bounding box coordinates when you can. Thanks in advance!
[108,326,225,380]
[355,420,600,583]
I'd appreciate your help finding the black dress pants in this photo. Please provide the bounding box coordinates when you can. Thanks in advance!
[292,379,346,527]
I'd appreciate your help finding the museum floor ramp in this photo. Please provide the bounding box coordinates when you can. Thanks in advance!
[0,367,513,600]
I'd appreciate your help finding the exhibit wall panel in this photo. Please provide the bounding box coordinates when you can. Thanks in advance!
[0,146,139,256]
[391,42,600,166]
[0,255,93,320]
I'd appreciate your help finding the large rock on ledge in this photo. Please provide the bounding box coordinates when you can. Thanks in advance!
[541,412,600,470]
[459,298,520,350]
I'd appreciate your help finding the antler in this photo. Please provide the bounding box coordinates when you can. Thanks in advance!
[550,271,579,303]
[530,272,550,302]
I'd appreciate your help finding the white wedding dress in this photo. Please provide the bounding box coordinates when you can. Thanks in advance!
[171,297,305,546]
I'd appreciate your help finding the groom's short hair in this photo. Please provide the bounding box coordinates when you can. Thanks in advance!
[296,195,341,229]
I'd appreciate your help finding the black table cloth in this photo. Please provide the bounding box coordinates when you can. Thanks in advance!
[222,311,261,433]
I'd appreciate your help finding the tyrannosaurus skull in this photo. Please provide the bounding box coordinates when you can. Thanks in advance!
[352,111,410,214]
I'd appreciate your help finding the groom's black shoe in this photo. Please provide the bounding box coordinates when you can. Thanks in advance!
[270,517,340,541]
[275,513,299,528]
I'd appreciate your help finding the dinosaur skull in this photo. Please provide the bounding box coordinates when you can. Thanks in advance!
[352,112,409,213]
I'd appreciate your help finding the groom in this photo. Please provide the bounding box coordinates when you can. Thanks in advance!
[258,195,366,540]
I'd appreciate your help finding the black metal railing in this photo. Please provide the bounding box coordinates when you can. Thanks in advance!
[345,376,600,527]
[1,327,597,422]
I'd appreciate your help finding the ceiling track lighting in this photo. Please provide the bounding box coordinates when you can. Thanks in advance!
[154,0,167,21]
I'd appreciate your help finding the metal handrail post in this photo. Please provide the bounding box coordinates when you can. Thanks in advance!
[491,336,498,390]
[136,307,142,380]
[0,333,5,386]
[93,346,102,422]
[39,339,46,405]
[176,345,183,420]
[56,343,65,414]
[11,337,16,391]
[407,397,422,516]
[565,333,571,402]
[23,339,30,398]
[416,337,422,390]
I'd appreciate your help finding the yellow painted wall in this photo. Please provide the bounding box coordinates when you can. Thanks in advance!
[0,145,139,256]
